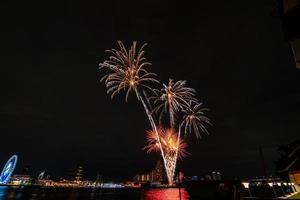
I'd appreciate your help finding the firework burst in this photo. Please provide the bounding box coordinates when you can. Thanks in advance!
[152,79,197,127]
[182,101,212,139]
[99,41,159,101]
[99,41,212,186]
[144,130,161,154]
[99,41,169,183]
[144,128,188,159]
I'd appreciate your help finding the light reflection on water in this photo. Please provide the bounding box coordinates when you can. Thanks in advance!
[0,186,189,200]
[142,188,189,200]
[0,186,8,199]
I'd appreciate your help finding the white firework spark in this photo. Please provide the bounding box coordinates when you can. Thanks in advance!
[181,101,212,139]
[152,79,197,127]
[99,41,158,101]
[99,41,212,186]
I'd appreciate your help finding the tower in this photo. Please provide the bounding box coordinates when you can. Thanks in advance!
[75,166,83,182]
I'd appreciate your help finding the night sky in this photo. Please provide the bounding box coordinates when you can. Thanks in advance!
[1,0,299,181]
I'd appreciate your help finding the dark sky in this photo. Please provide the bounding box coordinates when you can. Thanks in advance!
[0,0,299,181]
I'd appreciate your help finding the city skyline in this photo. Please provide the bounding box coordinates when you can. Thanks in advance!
[1,0,300,181]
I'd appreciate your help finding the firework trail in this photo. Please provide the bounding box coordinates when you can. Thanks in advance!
[99,41,172,184]
[99,41,212,185]
[172,101,212,181]
[144,128,189,184]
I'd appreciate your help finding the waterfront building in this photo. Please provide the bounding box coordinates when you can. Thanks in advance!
[133,160,166,183]
[276,139,300,191]
[10,174,31,185]
[75,166,83,182]
[36,179,54,187]
[94,173,102,187]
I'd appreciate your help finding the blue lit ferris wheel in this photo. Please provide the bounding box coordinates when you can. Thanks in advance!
[0,155,18,184]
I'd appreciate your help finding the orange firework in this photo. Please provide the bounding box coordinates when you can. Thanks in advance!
[144,128,189,159]
[144,130,161,154]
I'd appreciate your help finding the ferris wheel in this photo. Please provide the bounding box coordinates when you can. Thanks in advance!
[0,155,18,184]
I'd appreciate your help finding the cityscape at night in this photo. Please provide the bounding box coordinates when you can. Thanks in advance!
[0,0,300,199]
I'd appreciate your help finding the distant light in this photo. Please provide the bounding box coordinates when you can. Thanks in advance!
[242,182,249,189]
[267,182,273,187]
[102,183,124,188]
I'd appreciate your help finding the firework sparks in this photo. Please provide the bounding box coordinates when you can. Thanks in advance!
[182,101,212,139]
[144,128,188,159]
[99,41,212,186]
[152,79,197,127]
[99,41,170,183]
[144,130,161,154]
[99,41,159,101]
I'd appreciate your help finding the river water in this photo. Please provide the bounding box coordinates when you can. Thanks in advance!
[0,186,189,200]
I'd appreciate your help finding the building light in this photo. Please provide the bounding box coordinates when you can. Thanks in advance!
[242,182,249,189]
[277,182,281,186]
[267,182,273,187]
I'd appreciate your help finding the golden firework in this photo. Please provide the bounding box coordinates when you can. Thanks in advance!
[152,79,197,127]
[144,128,188,159]
[99,41,158,101]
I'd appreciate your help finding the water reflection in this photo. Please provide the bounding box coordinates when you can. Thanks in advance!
[142,188,189,200]
[0,186,27,200]
[0,186,189,200]
[0,186,8,200]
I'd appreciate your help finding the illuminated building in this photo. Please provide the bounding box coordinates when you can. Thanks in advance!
[276,139,300,191]
[277,0,300,68]
[150,160,165,182]
[36,179,54,187]
[133,174,150,183]
[133,160,166,183]
[95,173,102,187]
[0,155,18,184]
[10,174,31,185]
[75,166,83,182]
